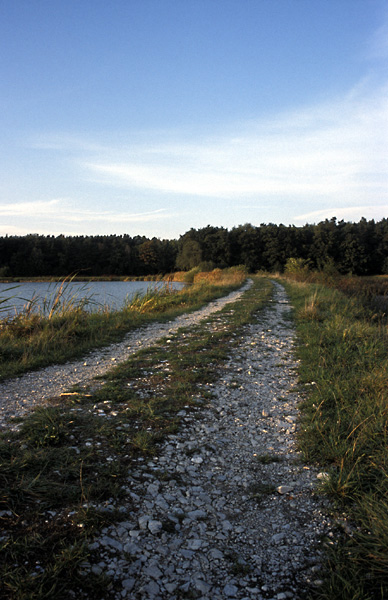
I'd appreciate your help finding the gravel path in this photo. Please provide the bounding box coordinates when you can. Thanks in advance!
[80,282,332,600]
[0,280,252,431]
[1,280,332,598]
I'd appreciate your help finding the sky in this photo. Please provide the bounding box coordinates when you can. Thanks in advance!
[0,0,387,240]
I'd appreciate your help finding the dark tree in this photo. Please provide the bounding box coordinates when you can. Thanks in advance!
[0,218,386,277]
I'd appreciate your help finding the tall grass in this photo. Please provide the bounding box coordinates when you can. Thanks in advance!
[282,265,388,316]
[170,265,248,285]
[0,285,22,317]
[0,270,247,380]
[193,265,248,284]
[283,279,388,600]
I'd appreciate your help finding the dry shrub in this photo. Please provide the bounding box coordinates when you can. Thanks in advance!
[167,271,187,282]
[194,268,223,283]
[167,267,247,286]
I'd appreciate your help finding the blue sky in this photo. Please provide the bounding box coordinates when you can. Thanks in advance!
[0,0,387,239]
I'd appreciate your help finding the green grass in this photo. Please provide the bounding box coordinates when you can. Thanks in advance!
[0,276,273,599]
[283,278,388,600]
[0,273,247,380]
[254,453,282,464]
[247,481,277,501]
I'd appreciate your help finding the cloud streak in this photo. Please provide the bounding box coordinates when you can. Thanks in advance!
[0,200,168,224]
[80,82,388,207]
[8,77,386,237]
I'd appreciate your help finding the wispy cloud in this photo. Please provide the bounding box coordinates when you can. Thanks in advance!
[0,200,168,224]
[16,77,387,236]
[0,200,60,216]
[80,81,388,206]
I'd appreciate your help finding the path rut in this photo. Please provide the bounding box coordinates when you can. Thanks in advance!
[79,282,332,599]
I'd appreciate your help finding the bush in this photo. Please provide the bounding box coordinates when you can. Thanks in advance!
[183,267,201,284]
[284,257,311,280]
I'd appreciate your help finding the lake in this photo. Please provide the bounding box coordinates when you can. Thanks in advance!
[0,280,185,318]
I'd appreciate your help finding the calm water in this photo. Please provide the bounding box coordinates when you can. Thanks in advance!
[0,280,185,318]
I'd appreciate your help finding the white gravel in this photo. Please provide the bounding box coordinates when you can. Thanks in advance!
[79,281,332,599]
[1,279,334,598]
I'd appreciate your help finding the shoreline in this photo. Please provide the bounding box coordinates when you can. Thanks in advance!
[0,280,253,431]
[0,275,168,283]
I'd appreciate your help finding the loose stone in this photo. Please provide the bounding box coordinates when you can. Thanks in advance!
[3,281,334,598]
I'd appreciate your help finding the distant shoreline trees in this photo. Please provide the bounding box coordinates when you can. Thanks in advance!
[0,218,387,278]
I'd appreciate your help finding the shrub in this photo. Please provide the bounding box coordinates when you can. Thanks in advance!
[183,267,201,284]
[284,257,311,280]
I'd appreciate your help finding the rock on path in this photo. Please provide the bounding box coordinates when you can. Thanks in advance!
[0,280,252,430]
[81,282,332,600]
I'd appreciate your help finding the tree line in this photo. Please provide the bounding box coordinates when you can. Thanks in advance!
[0,217,387,278]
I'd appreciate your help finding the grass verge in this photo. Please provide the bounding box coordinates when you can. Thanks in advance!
[283,278,388,600]
[0,276,273,599]
[0,269,246,381]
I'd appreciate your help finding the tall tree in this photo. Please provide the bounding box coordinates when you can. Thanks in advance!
[176,236,202,270]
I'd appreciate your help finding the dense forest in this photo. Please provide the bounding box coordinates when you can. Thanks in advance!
[0,217,387,278]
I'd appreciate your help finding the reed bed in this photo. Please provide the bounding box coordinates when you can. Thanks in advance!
[283,279,388,600]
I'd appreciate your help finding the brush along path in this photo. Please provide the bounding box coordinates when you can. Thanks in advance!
[0,281,252,430]
[84,282,333,600]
